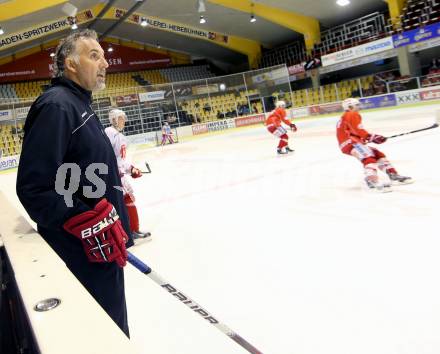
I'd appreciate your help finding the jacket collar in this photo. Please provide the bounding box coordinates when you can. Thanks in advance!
[51,77,93,104]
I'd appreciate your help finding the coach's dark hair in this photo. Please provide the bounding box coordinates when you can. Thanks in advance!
[53,29,98,77]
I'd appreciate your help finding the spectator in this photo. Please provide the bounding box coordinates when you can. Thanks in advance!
[237,104,244,116]
[242,104,250,115]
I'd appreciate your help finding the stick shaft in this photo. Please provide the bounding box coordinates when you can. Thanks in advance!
[127,252,263,354]
[387,123,438,139]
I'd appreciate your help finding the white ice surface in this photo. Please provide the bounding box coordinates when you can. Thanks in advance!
[2,103,440,354]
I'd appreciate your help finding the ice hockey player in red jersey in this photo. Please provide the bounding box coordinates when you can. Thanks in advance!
[337,98,413,191]
[265,100,297,154]
[105,109,152,240]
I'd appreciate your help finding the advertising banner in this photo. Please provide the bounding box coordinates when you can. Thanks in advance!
[321,37,394,67]
[289,107,310,118]
[319,49,396,74]
[191,119,235,135]
[395,91,421,105]
[192,123,209,135]
[309,103,342,115]
[420,88,440,101]
[0,155,19,171]
[288,64,305,75]
[0,50,54,83]
[139,91,166,102]
[114,8,229,44]
[252,67,288,85]
[100,43,171,72]
[393,22,440,48]
[192,84,219,95]
[206,119,235,132]
[309,105,321,115]
[0,10,94,51]
[116,94,139,106]
[409,36,440,53]
[0,42,172,83]
[359,94,397,109]
[0,110,12,121]
[318,103,343,114]
[235,114,265,127]
[15,106,31,119]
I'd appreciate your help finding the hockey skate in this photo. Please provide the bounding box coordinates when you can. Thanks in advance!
[285,146,294,153]
[277,148,288,155]
[132,230,152,240]
[365,177,392,193]
[388,173,414,186]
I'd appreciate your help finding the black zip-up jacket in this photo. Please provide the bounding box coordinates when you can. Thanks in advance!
[16,77,131,335]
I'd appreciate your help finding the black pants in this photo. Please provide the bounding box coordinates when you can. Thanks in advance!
[67,260,130,337]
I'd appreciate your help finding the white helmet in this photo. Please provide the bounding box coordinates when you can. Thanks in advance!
[108,109,126,128]
[342,98,361,111]
[275,100,286,108]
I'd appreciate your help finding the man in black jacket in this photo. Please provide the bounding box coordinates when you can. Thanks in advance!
[16,29,131,336]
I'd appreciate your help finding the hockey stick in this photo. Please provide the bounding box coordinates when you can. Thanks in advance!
[387,111,440,139]
[123,163,151,176]
[387,123,439,139]
[127,252,263,354]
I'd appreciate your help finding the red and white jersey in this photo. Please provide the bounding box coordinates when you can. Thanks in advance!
[265,107,292,128]
[336,111,370,154]
[104,126,132,175]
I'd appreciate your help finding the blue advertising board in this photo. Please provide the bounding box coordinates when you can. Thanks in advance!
[393,22,440,48]
[360,94,397,109]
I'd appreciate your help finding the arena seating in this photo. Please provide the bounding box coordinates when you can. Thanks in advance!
[398,0,440,32]
[259,5,438,69]
[0,84,18,101]
[159,65,215,82]
[0,122,23,157]
[260,12,388,69]
[291,75,376,106]
[179,89,263,122]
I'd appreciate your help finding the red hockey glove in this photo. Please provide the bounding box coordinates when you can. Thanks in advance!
[63,199,128,267]
[131,166,142,178]
[368,134,387,144]
[290,123,297,132]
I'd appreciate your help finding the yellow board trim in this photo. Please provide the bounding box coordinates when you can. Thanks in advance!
[0,0,67,22]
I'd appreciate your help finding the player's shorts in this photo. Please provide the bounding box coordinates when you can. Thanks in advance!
[350,143,386,161]
[267,125,287,138]
[121,175,135,201]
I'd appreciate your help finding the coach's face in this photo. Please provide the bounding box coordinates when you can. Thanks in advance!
[67,38,109,91]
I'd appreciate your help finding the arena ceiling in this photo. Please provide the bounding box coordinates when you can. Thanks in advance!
[0,0,388,66]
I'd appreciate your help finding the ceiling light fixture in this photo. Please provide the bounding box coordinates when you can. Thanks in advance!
[199,15,206,24]
[250,2,256,23]
[336,0,350,6]
[62,2,78,17]
[141,17,148,27]
[107,46,113,52]
[197,0,206,13]
[50,52,55,57]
